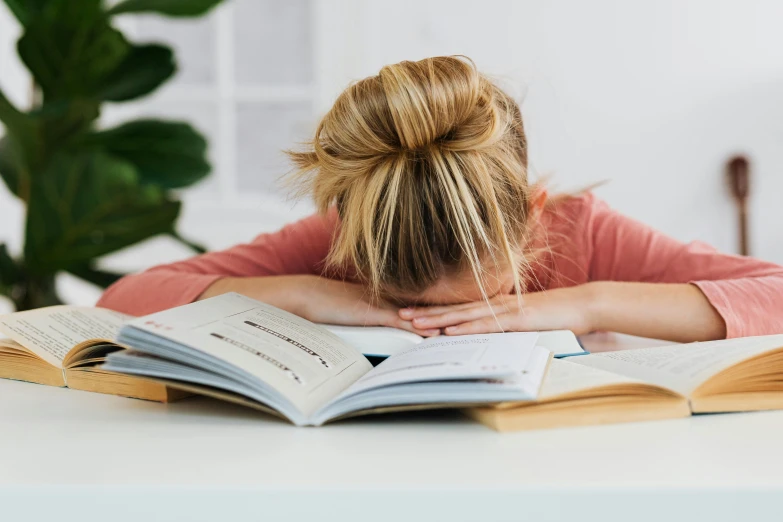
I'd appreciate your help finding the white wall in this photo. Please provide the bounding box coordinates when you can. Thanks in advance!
[356,0,783,262]
[2,0,783,312]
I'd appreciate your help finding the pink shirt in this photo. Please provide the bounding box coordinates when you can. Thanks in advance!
[97,193,783,338]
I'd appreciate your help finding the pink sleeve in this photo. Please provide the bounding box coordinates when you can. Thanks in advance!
[97,209,339,316]
[583,193,783,338]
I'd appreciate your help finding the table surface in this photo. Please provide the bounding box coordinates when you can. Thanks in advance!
[2,332,782,522]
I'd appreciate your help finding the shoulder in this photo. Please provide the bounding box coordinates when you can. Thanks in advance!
[257,207,339,243]
[529,192,605,289]
[545,190,608,216]
[540,191,608,237]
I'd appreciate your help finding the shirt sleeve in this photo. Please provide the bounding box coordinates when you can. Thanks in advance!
[96,209,339,316]
[583,193,783,338]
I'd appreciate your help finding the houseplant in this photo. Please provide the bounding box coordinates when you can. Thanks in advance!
[0,0,223,310]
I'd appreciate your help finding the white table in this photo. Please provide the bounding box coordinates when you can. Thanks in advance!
[2,333,782,522]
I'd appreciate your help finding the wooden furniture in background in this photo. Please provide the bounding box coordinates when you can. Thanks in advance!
[727,156,751,256]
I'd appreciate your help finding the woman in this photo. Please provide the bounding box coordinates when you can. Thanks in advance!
[98,56,783,342]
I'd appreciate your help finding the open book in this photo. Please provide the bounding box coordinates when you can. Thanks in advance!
[0,306,183,401]
[101,292,552,426]
[322,324,585,359]
[467,334,783,431]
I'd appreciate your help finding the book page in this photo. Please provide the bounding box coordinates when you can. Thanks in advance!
[335,332,545,397]
[572,335,783,396]
[537,358,650,400]
[123,292,373,417]
[322,326,584,358]
[0,337,31,355]
[321,324,423,357]
[0,306,130,368]
[536,330,587,357]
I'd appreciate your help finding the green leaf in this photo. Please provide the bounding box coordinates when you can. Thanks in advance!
[87,119,210,189]
[0,136,22,197]
[0,243,22,287]
[17,2,129,102]
[0,86,30,135]
[34,98,101,150]
[17,6,174,104]
[2,99,104,203]
[108,0,224,17]
[0,90,40,202]
[3,0,28,25]
[101,44,175,102]
[67,263,126,289]
[2,0,47,27]
[0,127,41,203]
[23,150,182,274]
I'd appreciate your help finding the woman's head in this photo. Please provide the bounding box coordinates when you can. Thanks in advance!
[288,56,537,305]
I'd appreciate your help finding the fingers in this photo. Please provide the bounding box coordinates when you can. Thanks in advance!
[398,301,477,319]
[398,295,518,321]
[443,313,522,335]
[392,319,441,337]
[365,307,441,337]
[409,303,513,330]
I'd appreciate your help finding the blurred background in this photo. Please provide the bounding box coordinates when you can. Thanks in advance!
[1,0,782,313]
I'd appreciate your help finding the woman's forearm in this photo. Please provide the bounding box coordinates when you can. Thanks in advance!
[198,275,315,315]
[199,278,728,342]
[588,281,727,342]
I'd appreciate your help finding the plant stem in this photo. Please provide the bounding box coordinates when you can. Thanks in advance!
[169,230,207,253]
[0,86,26,132]
[12,274,63,311]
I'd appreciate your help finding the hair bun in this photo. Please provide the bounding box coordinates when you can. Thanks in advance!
[379,56,482,150]
[285,56,530,301]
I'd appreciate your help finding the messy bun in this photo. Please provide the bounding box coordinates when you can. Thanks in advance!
[287,56,533,300]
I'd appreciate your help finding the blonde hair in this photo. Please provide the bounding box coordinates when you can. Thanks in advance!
[287,56,536,302]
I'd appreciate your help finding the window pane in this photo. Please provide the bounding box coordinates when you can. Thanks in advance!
[234,0,314,85]
[235,101,313,194]
[136,15,217,87]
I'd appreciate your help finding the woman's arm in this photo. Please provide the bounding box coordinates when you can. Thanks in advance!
[584,194,783,338]
[587,281,726,342]
[401,281,725,342]
[97,211,438,335]
[402,194,783,341]
[198,275,315,313]
[201,275,439,335]
[97,210,339,316]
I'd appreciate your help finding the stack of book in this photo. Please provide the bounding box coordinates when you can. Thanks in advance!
[2,293,783,431]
